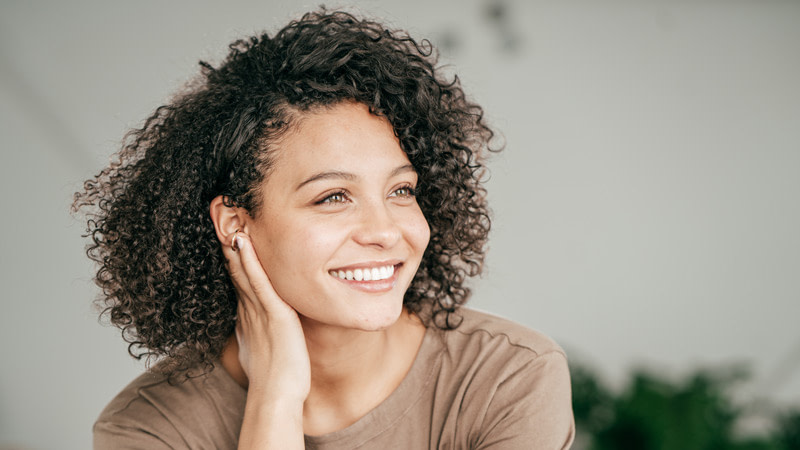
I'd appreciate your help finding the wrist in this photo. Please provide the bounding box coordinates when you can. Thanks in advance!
[239,386,305,450]
[246,380,308,407]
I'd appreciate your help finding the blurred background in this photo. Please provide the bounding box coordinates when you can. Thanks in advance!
[1,0,798,448]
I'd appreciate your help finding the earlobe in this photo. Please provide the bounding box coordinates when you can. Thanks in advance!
[209,195,247,248]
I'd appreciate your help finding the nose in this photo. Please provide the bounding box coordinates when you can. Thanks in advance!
[352,200,402,249]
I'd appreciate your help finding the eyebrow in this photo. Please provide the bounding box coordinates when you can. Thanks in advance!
[295,164,416,191]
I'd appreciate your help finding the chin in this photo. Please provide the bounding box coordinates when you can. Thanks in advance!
[350,301,405,331]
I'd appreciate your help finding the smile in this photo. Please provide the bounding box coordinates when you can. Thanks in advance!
[329,264,395,281]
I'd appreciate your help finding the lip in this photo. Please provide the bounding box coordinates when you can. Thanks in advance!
[328,261,403,293]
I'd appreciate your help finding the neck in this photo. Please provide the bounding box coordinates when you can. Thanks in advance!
[301,310,425,435]
[303,310,417,390]
[220,309,426,435]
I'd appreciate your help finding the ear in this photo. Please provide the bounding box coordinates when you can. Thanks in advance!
[209,195,249,248]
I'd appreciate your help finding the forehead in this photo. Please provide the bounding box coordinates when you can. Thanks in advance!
[266,102,412,183]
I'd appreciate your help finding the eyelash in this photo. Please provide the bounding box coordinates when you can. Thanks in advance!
[315,185,416,205]
[318,190,349,205]
[390,185,416,198]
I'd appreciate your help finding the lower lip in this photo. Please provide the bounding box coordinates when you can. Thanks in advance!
[329,265,401,293]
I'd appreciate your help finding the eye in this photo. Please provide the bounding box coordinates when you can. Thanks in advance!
[389,185,416,198]
[316,190,350,205]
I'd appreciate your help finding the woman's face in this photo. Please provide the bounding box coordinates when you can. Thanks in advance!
[244,102,430,332]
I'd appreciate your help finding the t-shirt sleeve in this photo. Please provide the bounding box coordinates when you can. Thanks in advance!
[93,420,176,449]
[93,396,189,450]
[475,350,575,449]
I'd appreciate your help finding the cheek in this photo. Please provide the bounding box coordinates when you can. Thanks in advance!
[255,222,344,307]
[272,219,347,267]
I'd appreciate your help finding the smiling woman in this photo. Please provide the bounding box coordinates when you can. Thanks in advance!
[75,9,574,449]
[218,103,431,334]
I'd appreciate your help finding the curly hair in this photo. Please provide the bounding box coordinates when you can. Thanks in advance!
[74,10,497,377]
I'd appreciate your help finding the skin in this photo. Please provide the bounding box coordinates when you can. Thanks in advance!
[209,102,430,447]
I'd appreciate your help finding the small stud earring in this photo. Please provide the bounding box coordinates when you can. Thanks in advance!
[231,229,241,252]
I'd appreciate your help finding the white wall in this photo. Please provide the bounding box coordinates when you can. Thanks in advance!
[1,1,798,448]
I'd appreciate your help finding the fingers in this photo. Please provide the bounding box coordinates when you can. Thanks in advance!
[221,237,260,312]
[222,232,293,317]
[234,234,280,302]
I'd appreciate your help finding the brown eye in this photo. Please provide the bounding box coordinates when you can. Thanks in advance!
[318,191,349,204]
[390,186,416,198]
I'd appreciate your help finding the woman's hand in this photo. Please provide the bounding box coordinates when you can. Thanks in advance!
[222,232,309,449]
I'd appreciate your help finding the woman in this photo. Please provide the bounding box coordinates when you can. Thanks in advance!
[77,10,574,449]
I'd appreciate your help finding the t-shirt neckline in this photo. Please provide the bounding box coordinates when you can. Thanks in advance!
[211,325,443,447]
[303,326,442,446]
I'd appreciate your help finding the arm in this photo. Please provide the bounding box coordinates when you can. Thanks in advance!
[224,232,310,449]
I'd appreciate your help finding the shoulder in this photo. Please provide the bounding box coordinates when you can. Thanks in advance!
[94,369,183,448]
[93,362,244,449]
[448,307,566,358]
[436,307,569,390]
[430,307,575,449]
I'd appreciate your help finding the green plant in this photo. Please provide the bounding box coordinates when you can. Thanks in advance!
[570,362,800,450]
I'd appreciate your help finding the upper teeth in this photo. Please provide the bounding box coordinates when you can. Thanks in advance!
[330,265,395,281]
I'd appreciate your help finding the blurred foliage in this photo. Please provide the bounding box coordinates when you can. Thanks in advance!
[570,362,800,450]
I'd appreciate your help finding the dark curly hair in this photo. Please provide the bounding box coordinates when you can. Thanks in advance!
[74,10,497,377]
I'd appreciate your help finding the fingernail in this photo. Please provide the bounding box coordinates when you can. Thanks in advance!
[231,231,240,252]
[234,234,244,251]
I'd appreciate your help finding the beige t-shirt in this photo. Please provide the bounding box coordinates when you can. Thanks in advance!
[94,308,575,449]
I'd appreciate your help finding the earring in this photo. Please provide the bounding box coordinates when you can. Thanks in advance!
[231,229,241,252]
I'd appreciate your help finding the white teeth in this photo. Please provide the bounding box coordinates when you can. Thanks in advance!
[329,265,396,281]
